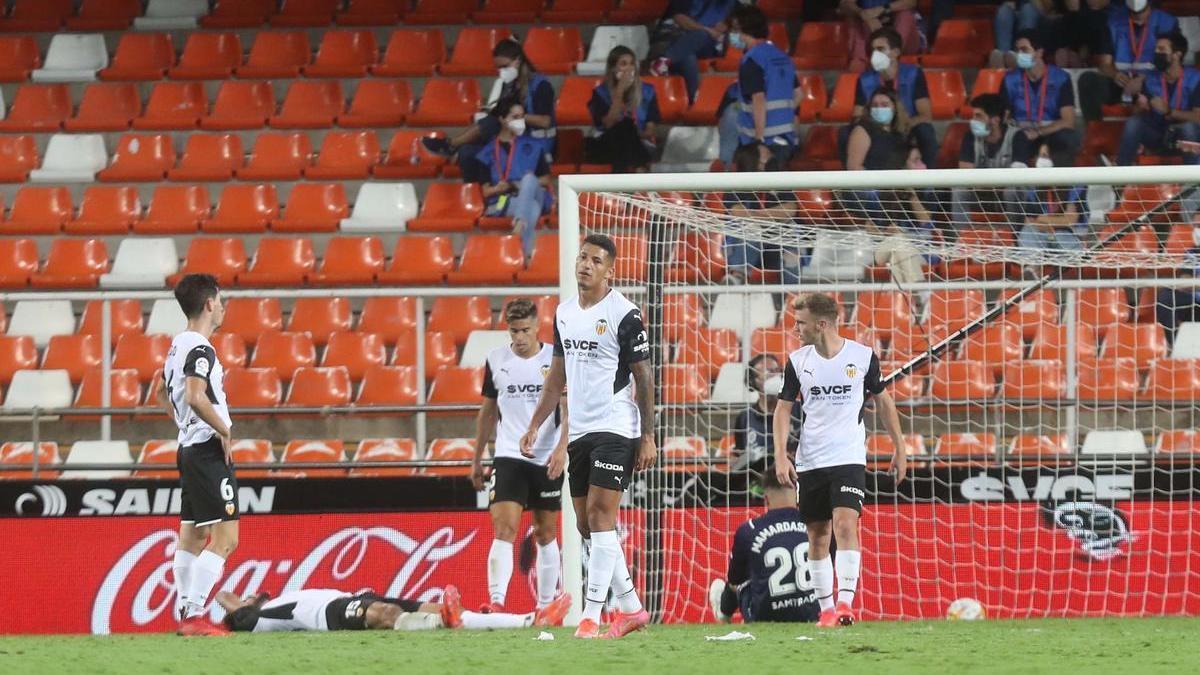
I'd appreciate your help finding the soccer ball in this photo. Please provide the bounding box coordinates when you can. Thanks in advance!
[945,598,986,621]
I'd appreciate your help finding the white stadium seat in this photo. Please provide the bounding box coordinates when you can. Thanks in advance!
[63,440,133,479]
[32,34,108,83]
[9,300,75,347]
[134,0,210,30]
[1172,322,1200,359]
[708,292,776,338]
[1181,16,1200,65]
[340,183,419,232]
[146,298,187,336]
[4,370,73,410]
[710,362,757,404]
[30,134,108,183]
[460,330,512,367]
[578,26,650,75]
[100,238,179,289]
[804,231,870,281]
[1081,429,1148,457]
[655,126,719,173]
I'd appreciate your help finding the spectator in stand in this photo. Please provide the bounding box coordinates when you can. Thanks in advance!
[999,30,1081,166]
[423,39,557,170]
[730,354,802,473]
[1078,0,1178,122]
[585,46,662,173]
[843,88,910,230]
[729,5,801,166]
[1156,231,1200,342]
[840,0,921,73]
[466,98,552,258]
[844,27,937,168]
[1050,0,1118,68]
[1013,142,1088,250]
[951,93,1021,226]
[723,142,802,284]
[990,1,1058,69]
[870,147,938,287]
[1117,30,1200,165]
[649,0,737,103]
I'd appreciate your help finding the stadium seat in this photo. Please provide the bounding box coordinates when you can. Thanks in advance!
[371,30,444,77]
[1080,429,1147,458]
[709,363,757,404]
[271,80,344,129]
[201,0,274,28]
[309,236,385,286]
[224,367,283,407]
[100,237,178,289]
[545,0,615,23]
[138,185,210,235]
[9,300,74,348]
[792,22,849,70]
[236,133,310,182]
[29,133,107,183]
[925,70,967,120]
[272,0,339,26]
[804,232,870,280]
[65,186,141,235]
[1141,358,1200,401]
[926,289,985,334]
[1173,322,1200,358]
[609,234,648,283]
[458,330,510,368]
[112,334,172,385]
[67,0,142,30]
[169,238,246,286]
[339,79,411,127]
[211,333,248,369]
[306,132,380,180]
[795,125,841,170]
[42,334,101,383]
[1001,360,1065,402]
[866,434,925,470]
[524,27,583,74]
[0,441,60,479]
[854,291,914,341]
[934,122,968,169]
[930,360,995,401]
[791,74,827,123]
[0,36,40,81]
[271,183,349,233]
[341,182,419,232]
[658,126,720,172]
[169,32,241,80]
[323,332,387,380]
[1007,434,1072,466]
[0,0,73,32]
[133,440,178,479]
[683,75,736,125]
[98,134,175,183]
[407,79,481,126]
[237,237,315,286]
[661,364,710,404]
[962,68,1005,116]
[0,336,37,386]
[393,331,458,380]
[429,297,493,346]
[659,292,703,343]
[220,298,283,346]
[227,438,274,476]
[4,369,72,410]
[427,366,484,410]
[818,73,859,124]
[374,131,448,179]
[250,331,317,382]
[78,299,144,346]
[30,239,108,288]
[750,327,802,364]
[447,235,524,285]
[356,364,420,406]
[74,368,141,411]
[609,0,669,23]
[958,322,1024,375]
[287,297,353,346]
[351,438,419,476]
[676,327,740,380]
[204,184,279,234]
[515,234,559,285]
[408,183,484,232]
[1076,287,1131,340]
[997,289,1058,340]
[279,440,347,477]
[933,433,997,466]
[338,0,408,25]
[1078,357,1139,400]
[32,34,107,83]
[474,0,542,22]
[665,231,726,284]
[0,135,37,182]
[3,187,72,235]
[286,367,353,407]
[442,28,513,76]
[708,292,776,338]
[1156,430,1200,459]
[0,239,36,288]
[136,0,210,30]
[425,438,476,476]
[202,81,275,130]
[359,297,417,345]
[135,82,207,130]
[62,440,133,479]
[146,299,186,336]
[1104,323,1168,369]
[305,30,378,78]
[0,84,70,132]
[660,436,708,472]
[920,18,991,68]
[100,33,174,81]
[555,77,601,126]
[63,83,140,132]
[646,76,689,123]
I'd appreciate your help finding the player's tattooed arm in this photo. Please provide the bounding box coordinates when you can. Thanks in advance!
[631,359,657,470]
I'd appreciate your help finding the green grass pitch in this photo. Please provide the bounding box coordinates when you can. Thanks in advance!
[2,618,1196,674]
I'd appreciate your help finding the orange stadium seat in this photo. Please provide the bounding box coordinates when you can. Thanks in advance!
[1141,359,1200,401]
[447,235,525,285]
[1078,357,1139,400]
[407,0,478,25]
[393,331,458,379]
[647,76,689,123]
[78,300,143,345]
[475,0,543,22]
[941,228,1014,278]
[661,293,703,343]
[356,365,420,407]
[339,79,411,127]
[359,297,417,344]
[660,436,708,472]
[271,80,344,129]
[42,334,102,383]
[758,0,802,18]
[793,22,849,70]
[1007,434,1072,466]
[428,366,484,410]
[796,125,841,170]
[997,288,1058,339]
[408,183,484,232]
[250,331,317,382]
[676,327,739,380]
[168,134,243,182]
[934,122,968,169]
[684,75,736,124]
[309,236,385,286]
[64,83,141,132]
[74,369,141,412]
[609,0,668,22]
[169,33,242,80]
[100,32,174,81]
[880,361,925,400]
[0,135,37,182]
[1076,287,1131,340]
[374,130,448,178]
[1104,323,1168,368]
[65,186,141,235]
[1157,430,1200,459]
[867,434,925,470]
[666,231,727,283]
[515,234,559,285]
[212,333,249,369]
[1029,323,1098,362]
[229,439,274,476]
[1165,224,1197,254]
[373,30,444,77]
[442,28,513,76]
[351,438,419,476]
[524,27,584,74]
[0,239,37,288]
[962,68,1005,116]
[3,186,73,235]
[0,84,70,132]
[1001,360,1065,402]
[425,438,476,476]
[377,236,455,285]
[223,368,283,407]
[237,133,310,181]
[30,239,108,289]
[140,184,213,235]
[272,0,340,27]
[323,332,388,381]
[204,184,279,234]
[921,19,991,68]
[0,36,40,81]
[934,432,997,466]
[201,81,276,130]
[819,73,858,124]
[286,367,353,407]
[113,334,172,384]
[279,440,347,476]
[555,77,600,126]
[0,0,71,32]
[795,74,828,123]
[98,134,175,183]
[661,365,710,404]
[66,0,141,30]
[0,442,60,479]
[408,79,481,126]
[612,234,649,283]
[854,291,913,341]
[542,0,612,22]
[927,289,986,334]
[287,297,353,346]
[134,82,207,130]
[925,70,966,120]
[271,183,349,233]
[929,360,995,401]
[958,322,1024,375]
[306,132,379,179]
[750,327,802,363]
[429,297,493,346]
[133,440,179,479]
[164,236,247,287]
[201,0,274,28]
[306,30,378,78]
[237,237,316,286]
[220,298,284,346]
[339,0,408,25]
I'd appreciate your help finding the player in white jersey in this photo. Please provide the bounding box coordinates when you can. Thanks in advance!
[521,234,656,640]
[161,274,237,637]
[217,585,570,633]
[471,298,567,613]
[772,293,907,628]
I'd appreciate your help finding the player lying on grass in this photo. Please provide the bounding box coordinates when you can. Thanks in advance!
[217,585,569,634]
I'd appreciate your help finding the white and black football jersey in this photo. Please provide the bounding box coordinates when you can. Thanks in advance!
[778,339,884,471]
[553,289,649,441]
[245,589,349,632]
[164,331,231,447]
[482,343,559,464]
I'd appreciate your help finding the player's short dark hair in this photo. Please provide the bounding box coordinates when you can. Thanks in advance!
[504,298,538,323]
[793,293,839,323]
[731,5,769,39]
[491,95,524,119]
[970,93,1007,120]
[761,468,789,492]
[733,142,765,172]
[1159,29,1189,57]
[868,26,902,51]
[1015,29,1042,52]
[174,273,220,320]
[582,233,618,262]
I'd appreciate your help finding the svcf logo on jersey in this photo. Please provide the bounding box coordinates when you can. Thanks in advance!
[844,364,858,379]
[595,319,608,336]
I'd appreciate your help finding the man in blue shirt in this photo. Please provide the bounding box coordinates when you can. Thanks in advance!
[654,0,736,104]
[1117,30,1200,165]
[729,4,801,166]
[999,30,1081,166]
[1079,0,1178,121]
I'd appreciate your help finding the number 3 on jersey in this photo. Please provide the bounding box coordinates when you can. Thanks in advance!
[765,541,812,597]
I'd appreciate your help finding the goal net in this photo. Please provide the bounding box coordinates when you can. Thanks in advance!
[558,165,1200,622]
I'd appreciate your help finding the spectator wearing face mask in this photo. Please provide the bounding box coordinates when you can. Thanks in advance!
[731,353,803,473]
[1117,30,1200,165]
[990,1,1060,69]
[728,5,801,166]
[1078,0,1178,122]
[1156,228,1200,342]
[648,0,737,104]
[585,46,662,173]
[1013,143,1088,250]
[423,39,557,171]
[466,98,553,258]
[722,142,802,284]
[844,27,937,168]
[843,88,910,224]
[951,93,1021,226]
[840,0,921,73]
[999,30,1081,166]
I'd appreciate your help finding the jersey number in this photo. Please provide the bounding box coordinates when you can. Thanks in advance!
[220,478,234,501]
[764,542,812,597]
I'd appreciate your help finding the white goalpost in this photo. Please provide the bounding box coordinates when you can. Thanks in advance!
[557,164,1200,622]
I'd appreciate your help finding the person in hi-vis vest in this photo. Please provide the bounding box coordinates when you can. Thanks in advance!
[1117,30,1200,165]
[999,29,1081,167]
[728,5,801,168]
[1078,0,1178,122]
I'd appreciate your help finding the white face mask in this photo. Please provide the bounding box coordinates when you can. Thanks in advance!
[870,49,892,72]
[498,65,519,83]
[1127,0,1148,12]
[1192,226,1200,247]
[1035,156,1054,169]
[763,374,784,397]
[507,118,526,135]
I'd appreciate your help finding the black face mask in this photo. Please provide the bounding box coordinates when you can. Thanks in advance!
[1154,53,1172,72]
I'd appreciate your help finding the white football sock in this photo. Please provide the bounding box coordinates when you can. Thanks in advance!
[609,548,643,614]
[487,539,514,606]
[393,612,441,631]
[583,530,620,622]
[535,541,561,608]
[810,555,835,612]
[835,550,862,608]
[184,550,225,618]
[172,549,196,617]
[461,610,533,629]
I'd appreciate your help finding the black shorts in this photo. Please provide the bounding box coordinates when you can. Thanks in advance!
[490,457,563,511]
[797,463,866,523]
[178,435,239,526]
[567,432,637,498]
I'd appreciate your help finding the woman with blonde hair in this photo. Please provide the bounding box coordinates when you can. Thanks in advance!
[585,46,662,173]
